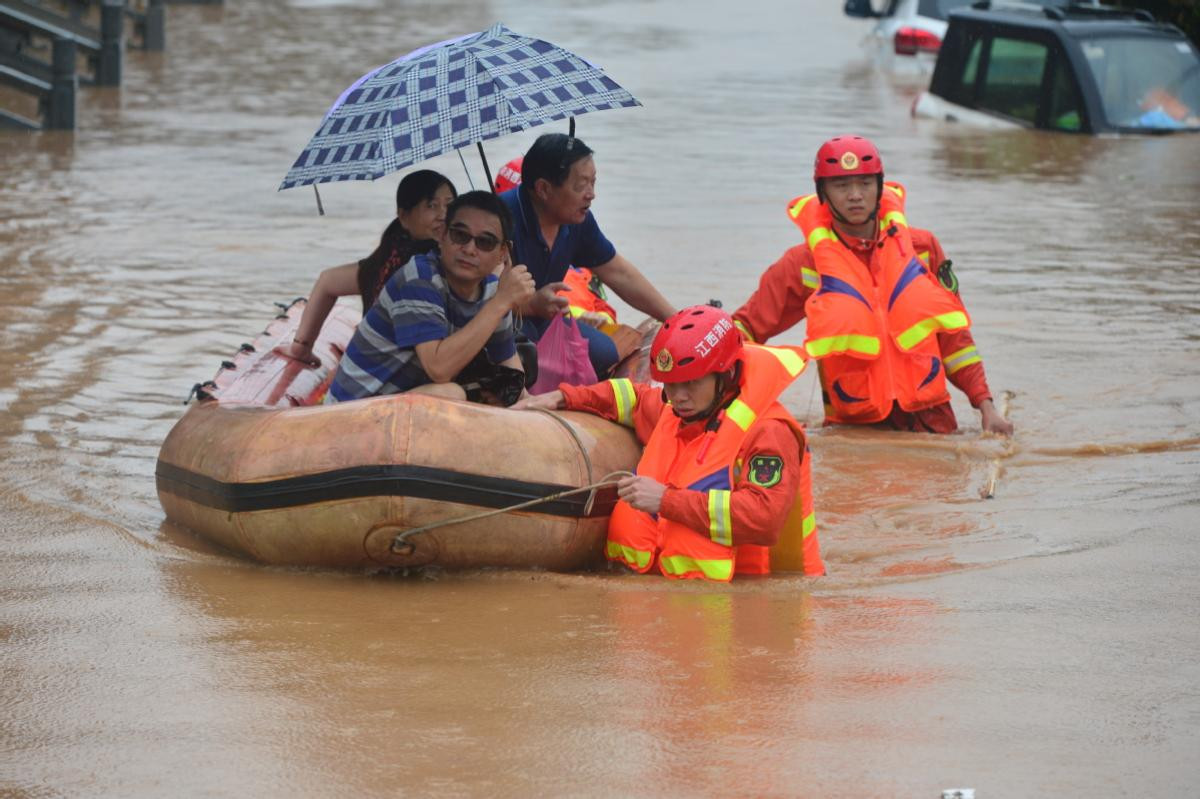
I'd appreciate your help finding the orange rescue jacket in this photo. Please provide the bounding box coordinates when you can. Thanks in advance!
[606,344,824,581]
[557,267,618,327]
[787,182,970,424]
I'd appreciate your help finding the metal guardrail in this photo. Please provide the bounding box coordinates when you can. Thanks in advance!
[0,0,169,129]
[0,33,73,128]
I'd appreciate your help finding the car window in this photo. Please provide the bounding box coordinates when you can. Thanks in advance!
[958,35,983,99]
[850,0,900,18]
[1079,36,1200,130]
[978,36,1049,124]
[916,0,973,21]
[1048,57,1083,131]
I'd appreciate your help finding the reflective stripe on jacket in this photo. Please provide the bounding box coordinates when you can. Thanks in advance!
[787,182,970,424]
[605,344,824,581]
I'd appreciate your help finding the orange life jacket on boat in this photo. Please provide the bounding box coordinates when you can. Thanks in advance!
[557,267,618,328]
[606,345,824,581]
[787,182,970,425]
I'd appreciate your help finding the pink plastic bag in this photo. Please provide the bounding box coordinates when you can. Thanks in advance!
[531,313,597,394]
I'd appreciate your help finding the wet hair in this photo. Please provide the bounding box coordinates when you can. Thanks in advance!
[521,132,594,189]
[445,190,514,243]
[357,170,457,310]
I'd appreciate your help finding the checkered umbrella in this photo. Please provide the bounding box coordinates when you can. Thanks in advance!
[279,24,641,192]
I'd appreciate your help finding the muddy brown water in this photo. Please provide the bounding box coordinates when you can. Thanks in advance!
[2,0,1199,796]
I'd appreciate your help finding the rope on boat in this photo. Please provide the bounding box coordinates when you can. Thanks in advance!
[533,408,596,491]
[389,470,635,554]
[390,407,630,555]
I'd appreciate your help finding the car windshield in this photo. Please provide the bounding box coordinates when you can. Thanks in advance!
[916,0,973,21]
[1080,35,1200,130]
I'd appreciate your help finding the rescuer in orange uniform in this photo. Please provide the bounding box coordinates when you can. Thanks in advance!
[733,135,1013,436]
[515,305,825,580]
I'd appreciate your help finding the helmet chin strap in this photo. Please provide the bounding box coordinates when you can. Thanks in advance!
[670,364,742,425]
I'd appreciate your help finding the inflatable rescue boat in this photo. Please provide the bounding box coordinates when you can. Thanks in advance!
[156,299,646,572]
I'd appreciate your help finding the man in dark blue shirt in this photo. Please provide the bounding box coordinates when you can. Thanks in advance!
[499,133,676,375]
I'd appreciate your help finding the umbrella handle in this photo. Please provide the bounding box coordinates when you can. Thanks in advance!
[477,142,495,193]
[456,149,476,190]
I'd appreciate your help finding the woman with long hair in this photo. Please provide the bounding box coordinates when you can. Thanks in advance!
[280,170,457,365]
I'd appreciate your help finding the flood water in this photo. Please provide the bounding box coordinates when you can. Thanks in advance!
[3,0,1199,795]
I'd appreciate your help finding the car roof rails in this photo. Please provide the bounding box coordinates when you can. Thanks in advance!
[969,0,1152,20]
[969,0,1093,13]
[1041,2,1156,22]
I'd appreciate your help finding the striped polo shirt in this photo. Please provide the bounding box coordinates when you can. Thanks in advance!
[327,252,516,402]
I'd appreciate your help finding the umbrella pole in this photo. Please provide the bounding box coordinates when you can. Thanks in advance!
[456,148,476,190]
[312,184,325,216]
[477,142,495,193]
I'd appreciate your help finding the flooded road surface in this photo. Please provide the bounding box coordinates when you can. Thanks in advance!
[3,0,1199,795]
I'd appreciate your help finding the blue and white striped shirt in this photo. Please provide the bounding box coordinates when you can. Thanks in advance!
[328,252,516,402]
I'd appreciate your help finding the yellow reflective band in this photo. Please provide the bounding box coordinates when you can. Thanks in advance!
[788,193,818,219]
[762,345,807,377]
[806,334,881,358]
[708,490,733,547]
[733,319,757,343]
[801,267,820,289]
[896,311,969,351]
[917,250,930,266]
[608,378,637,427]
[880,211,908,231]
[568,305,615,326]
[606,540,652,570]
[944,345,982,375]
[802,512,816,539]
[725,399,757,432]
[885,184,904,198]
[808,226,837,251]
[660,553,734,581]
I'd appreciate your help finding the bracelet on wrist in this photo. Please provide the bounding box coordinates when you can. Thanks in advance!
[293,337,313,347]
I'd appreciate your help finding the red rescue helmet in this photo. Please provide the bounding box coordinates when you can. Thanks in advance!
[813,135,884,182]
[650,305,744,384]
[494,156,523,193]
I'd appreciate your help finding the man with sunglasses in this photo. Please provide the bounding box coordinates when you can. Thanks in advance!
[499,133,676,376]
[327,191,535,404]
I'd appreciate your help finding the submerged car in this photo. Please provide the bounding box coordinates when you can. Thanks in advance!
[844,0,976,66]
[843,0,1095,66]
[913,1,1200,133]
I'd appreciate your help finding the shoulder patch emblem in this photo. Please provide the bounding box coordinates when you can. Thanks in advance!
[748,455,784,488]
[937,259,960,295]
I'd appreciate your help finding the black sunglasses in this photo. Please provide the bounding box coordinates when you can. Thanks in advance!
[446,225,503,253]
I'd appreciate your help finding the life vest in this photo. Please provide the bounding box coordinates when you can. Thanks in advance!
[606,345,824,581]
[786,182,970,424]
[557,267,618,331]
